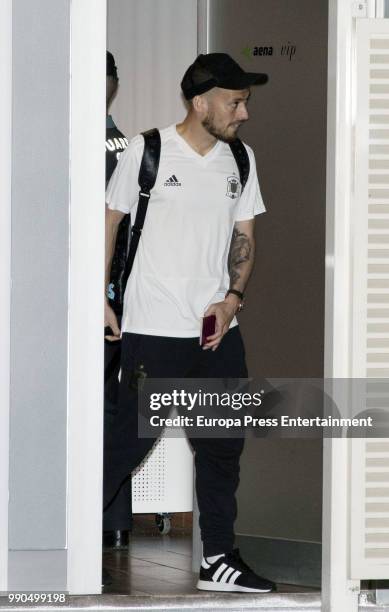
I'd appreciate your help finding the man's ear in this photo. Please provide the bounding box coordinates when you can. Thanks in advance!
[192,93,209,115]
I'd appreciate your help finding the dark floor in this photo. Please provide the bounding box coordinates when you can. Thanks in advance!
[102,514,320,597]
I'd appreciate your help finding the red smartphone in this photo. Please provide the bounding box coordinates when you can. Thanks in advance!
[200,314,216,346]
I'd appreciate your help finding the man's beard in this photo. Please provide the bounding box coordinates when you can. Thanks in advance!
[202,112,241,143]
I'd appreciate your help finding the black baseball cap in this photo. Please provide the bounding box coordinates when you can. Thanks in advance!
[181,53,268,100]
[107,51,118,80]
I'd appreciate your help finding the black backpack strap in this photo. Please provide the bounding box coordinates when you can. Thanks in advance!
[121,128,161,290]
[229,138,250,193]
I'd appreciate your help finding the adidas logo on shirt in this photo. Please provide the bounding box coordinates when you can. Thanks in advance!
[164,174,182,187]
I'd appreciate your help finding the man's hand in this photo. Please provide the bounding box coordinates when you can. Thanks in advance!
[104,300,121,341]
[202,294,240,351]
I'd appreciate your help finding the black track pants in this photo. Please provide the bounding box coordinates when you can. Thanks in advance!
[103,326,247,557]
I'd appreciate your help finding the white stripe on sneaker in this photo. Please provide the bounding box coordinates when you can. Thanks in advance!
[217,565,232,582]
[212,563,228,582]
[201,559,211,569]
[206,553,224,564]
[228,569,242,584]
[219,566,235,583]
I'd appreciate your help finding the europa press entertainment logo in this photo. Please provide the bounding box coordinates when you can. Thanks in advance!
[241,42,297,61]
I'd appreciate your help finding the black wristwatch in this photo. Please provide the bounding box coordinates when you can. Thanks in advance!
[225,289,245,312]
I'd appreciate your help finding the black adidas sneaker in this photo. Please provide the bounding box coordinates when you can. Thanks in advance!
[196,548,276,593]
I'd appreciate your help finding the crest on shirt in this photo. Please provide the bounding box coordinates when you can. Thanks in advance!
[226,175,240,199]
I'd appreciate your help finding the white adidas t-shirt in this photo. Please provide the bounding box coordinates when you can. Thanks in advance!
[106,124,266,337]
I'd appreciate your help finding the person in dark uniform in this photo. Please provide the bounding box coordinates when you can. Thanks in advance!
[103,51,132,550]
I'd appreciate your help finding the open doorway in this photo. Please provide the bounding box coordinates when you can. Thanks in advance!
[102,0,327,597]
[5,0,389,605]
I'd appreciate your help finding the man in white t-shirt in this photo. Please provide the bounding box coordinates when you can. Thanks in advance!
[104,53,276,593]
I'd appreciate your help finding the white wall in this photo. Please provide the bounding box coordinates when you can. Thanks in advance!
[9,0,70,552]
[6,0,71,592]
[107,0,197,137]
[0,0,12,592]
[7,0,106,594]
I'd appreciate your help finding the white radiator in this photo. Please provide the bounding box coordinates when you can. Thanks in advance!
[132,434,193,513]
[350,18,389,579]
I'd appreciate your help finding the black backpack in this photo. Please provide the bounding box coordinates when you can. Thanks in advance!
[119,127,250,297]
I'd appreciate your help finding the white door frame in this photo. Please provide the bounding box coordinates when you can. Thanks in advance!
[322,0,359,608]
[0,0,107,594]
[322,1,380,611]
[66,0,106,595]
[0,0,12,593]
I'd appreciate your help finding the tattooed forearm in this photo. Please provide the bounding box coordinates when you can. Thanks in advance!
[228,228,252,287]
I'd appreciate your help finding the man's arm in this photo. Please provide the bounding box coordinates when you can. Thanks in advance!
[104,206,125,339]
[227,218,255,294]
[203,218,256,350]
